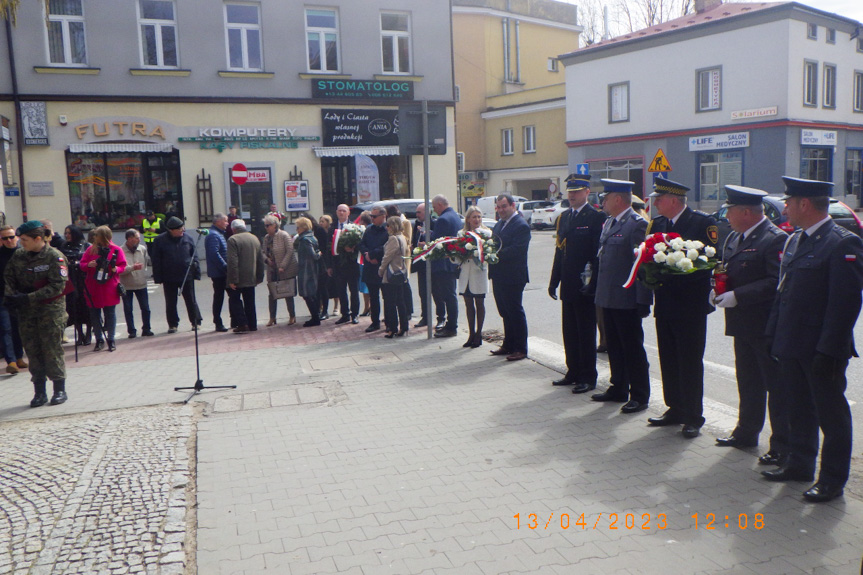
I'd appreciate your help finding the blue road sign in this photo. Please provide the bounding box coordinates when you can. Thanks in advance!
[576,163,589,175]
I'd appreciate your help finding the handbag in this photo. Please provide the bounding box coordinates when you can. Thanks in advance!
[386,264,407,285]
[117,283,127,297]
[268,278,296,299]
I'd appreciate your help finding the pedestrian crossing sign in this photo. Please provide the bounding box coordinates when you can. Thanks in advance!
[648,149,672,173]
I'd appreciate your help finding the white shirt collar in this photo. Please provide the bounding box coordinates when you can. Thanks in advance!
[670,206,686,225]
[804,215,832,237]
[742,215,768,238]
[615,207,633,223]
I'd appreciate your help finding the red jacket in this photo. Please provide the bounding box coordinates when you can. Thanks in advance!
[79,242,127,308]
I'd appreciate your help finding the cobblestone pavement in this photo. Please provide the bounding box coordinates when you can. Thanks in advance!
[0,405,194,575]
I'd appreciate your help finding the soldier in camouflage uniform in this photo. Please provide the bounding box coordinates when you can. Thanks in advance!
[4,221,69,407]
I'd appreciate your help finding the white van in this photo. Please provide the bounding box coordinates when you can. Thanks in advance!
[475,195,528,220]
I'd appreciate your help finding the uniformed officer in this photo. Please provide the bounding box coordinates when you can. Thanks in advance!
[762,177,863,503]
[711,186,789,462]
[646,177,718,438]
[591,179,652,413]
[548,174,606,392]
[4,221,70,407]
[142,211,162,256]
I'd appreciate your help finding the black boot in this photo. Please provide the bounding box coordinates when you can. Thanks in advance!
[30,380,48,408]
[107,339,116,352]
[50,379,67,405]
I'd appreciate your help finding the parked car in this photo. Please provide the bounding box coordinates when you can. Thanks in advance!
[476,195,528,219]
[349,199,424,222]
[827,199,863,236]
[531,199,570,229]
[517,200,554,227]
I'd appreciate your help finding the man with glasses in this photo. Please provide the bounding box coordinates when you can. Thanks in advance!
[0,226,26,374]
[358,208,389,332]
[330,204,360,325]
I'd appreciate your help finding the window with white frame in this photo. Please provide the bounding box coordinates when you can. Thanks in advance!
[827,28,836,43]
[547,58,558,72]
[523,125,536,153]
[47,0,87,65]
[225,3,262,70]
[803,60,818,107]
[608,82,629,123]
[859,37,863,53]
[823,64,837,108]
[847,149,862,198]
[138,0,178,67]
[502,128,514,156]
[306,8,339,72]
[380,12,411,74]
[855,71,863,113]
[697,67,721,112]
[807,22,817,39]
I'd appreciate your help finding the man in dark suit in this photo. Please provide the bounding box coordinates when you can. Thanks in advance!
[591,179,652,413]
[358,207,389,332]
[548,175,606,392]
[762,177,863,503]
[411,202,438,329]
[646,177,718,439]
[490,194,531,361]
[430,195,461,338]
[329,204,360,325]
[712,186,789,463]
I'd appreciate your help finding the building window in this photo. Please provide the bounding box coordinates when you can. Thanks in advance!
[827,28,836,43]
[608,82,629,123]
[859,37,863,53]
[801,147,833,182]
[803,60,818,107]
[697,67,721,112]
[456,152,465,172]
[807,22,817,39]
[46,0,87,65]
[502,128,514,156]
[380,12,411,74]
[547,58,558,72]
[823,64,837,108]
[699,151,743,203]
[855,71,863,112]
[523,126,536,153]
[138,0,178,68]
[225,3,262,70]
[588,158,645,197]
[846,149,862,198]
[306,8,339,72]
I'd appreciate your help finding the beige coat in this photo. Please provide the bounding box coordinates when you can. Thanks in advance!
[379,234,409,283]
[263,229,298,281]
[227,231,265,288]
[119,242,149,290]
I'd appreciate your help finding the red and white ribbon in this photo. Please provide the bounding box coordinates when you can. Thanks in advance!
[412,237,459,263]
[467,231,484,263]
[623,244,646,289]
[331,228,342,256]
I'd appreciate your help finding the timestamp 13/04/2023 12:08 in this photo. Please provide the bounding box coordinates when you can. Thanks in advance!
[513,512,765,530]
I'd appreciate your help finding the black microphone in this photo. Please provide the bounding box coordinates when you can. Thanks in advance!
[196,228,209,235]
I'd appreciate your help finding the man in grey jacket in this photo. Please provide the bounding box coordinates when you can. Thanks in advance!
[227,219,265,333]
[119,229,152,338]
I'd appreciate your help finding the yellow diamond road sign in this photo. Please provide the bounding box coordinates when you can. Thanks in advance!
[648,149,672,173]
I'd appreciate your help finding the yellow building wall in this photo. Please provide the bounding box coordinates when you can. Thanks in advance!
[453,13,489,173]
[483,106,567,171]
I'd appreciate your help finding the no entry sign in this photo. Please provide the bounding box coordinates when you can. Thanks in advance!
[231,163,248,185]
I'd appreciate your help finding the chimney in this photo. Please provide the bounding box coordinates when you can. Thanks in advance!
[602,6,610,41]
[694,0,722,13]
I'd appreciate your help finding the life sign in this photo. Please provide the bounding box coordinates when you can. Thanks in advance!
[648,149,672,173]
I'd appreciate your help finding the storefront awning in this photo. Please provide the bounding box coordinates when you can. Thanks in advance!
[313,146,400,158]
[68,143,175,153]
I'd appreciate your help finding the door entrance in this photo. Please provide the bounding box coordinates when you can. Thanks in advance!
[229,166,272,238]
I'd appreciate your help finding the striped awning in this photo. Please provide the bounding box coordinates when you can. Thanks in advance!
[313,146,400,158]
[68,143,174,153]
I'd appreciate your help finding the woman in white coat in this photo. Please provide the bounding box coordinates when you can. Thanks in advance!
[458,206,491,349]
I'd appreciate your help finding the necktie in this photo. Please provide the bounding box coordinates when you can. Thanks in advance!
[798,231,809,246]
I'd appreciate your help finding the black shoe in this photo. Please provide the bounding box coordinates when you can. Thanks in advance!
[463,335,476,348]
[384,332,395,339]
[415,319,428,328]
[469,334,482,348]
[621,400,648,414]
[78,337,92,346]
[335,316,350,325]
[591,390,628,402]
[360,310,371,317]
[107,340,116,352]
[758,450,786,466]
[647,412,683,427]
[803,482,844,503]
[552,378,574,386]
[571,382,596,394]
[320,313,330,321]
[682,425,701,439]
[303,320,321,327]
[49,391,68,405]
[715,436,758,448]
[93,341,104,352]
[215,325,229,333]
[128,332,137,339]
[351,316,359,324]
[434,321,446,331]
[761,465,814,482]
[30,393,48,408]
[365,324,380,333]
[397,329,408,337]
[141,329,154,337]
[434,329,457,338]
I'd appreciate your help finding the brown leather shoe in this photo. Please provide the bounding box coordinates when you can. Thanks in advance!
[506,351,527,361]
[266,319,276,327]
[490,347,511,356]
[16,358,28,369]
[233,325,249,333]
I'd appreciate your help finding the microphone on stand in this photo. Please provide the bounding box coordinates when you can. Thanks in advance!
[196,228,209,236]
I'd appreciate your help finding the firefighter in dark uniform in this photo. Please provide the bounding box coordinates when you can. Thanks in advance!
[645,177,718,438]
[763,177,863,503]
[548,174,606,392]
[711,186,789,464]
[4,221,70,407]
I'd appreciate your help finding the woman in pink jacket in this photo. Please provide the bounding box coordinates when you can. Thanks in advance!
[79,226,126,352]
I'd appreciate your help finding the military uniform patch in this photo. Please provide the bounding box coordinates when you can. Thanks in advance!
[60,265,68,277]
[707,225,719,244]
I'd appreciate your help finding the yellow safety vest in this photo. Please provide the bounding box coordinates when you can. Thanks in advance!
[142,218,161,243]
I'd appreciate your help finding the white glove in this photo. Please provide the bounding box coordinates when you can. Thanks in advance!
[713,290,738,308]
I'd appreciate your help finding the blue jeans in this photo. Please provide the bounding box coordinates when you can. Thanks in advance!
[0,301,23,363]
[90,306,117,343]
[122,288,151,335]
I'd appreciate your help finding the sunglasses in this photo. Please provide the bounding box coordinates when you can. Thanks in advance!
[1,236,16,240]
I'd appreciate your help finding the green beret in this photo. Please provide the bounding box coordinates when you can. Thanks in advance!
[16,220,43,235]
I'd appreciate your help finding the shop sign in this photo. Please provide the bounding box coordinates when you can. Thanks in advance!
[731,106,778,121]
[22,102,49,146]
[28,181,54,196]
[461,181,485,197]
[178,127,319,153]
[246,169,270,183]
[689,132,749,152]
[284,180,310,211]
[801,129,837,146]
[75,121,166,140]
[4,187,19,197]
[322,109,399,147]
[312,79,414,101]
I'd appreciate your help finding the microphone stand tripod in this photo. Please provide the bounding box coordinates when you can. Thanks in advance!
[174,229,236,403]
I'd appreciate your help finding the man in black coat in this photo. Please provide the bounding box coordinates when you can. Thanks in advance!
[548,175,606,392]
[330,204,360,325]
[646,177,718,439]
[151,216,202,333]
[762,177,863,503]
[358,207,389,332]
[489,194,531,361]
[430,195,462,338]
[410,202,438,329]
[712,186,789,464]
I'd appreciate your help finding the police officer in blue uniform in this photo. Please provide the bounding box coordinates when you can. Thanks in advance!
[645,177,718,439]
[762,177,863,503]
